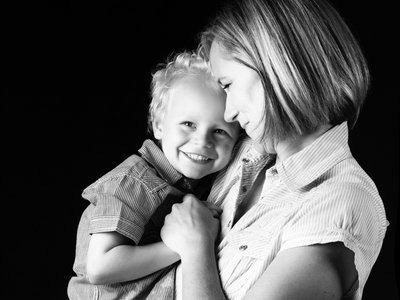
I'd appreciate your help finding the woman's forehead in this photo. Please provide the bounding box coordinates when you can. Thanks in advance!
[209,42,236,71]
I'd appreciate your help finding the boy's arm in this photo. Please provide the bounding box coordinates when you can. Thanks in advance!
[86,231,180,285]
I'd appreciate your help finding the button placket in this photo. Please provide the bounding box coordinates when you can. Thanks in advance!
[238,157,252,200]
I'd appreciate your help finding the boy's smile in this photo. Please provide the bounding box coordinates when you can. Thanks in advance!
[181,151,214,163]
[153,77,240,179]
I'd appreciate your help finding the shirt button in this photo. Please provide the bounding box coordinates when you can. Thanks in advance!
[241,186,247,193]
[242,158,250,163]
[227,220,231,227]
[239,245,248,251]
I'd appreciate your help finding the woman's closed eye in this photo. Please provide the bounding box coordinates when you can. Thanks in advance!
[220,82,231,91]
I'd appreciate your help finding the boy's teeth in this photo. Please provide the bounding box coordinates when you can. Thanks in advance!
[186,153,209,161]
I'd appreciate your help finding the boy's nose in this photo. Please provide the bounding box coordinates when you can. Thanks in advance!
[194,130,213,148]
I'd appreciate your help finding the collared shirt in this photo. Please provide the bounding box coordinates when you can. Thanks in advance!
[207,122,388,300]
[68,139,205,300]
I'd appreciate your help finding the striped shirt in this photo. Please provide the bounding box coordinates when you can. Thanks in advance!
[205,122,388,300]
[68,139,211,300]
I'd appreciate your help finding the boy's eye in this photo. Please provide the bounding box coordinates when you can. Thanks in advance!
[215,129,227,135]
[182,121,194,127]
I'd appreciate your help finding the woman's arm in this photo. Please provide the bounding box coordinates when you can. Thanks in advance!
[161,194,226,299]
[243,243,357,300]
[161,196,357,300]
[86,232,180,285]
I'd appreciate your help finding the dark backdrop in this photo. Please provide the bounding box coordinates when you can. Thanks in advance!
[3,1,398,299]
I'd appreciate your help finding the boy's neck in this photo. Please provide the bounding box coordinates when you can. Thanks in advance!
[184,177,201,189]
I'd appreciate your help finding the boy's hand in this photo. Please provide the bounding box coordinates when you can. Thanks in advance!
[202,201,222,218]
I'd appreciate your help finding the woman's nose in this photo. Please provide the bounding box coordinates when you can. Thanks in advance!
[224,96,238,123]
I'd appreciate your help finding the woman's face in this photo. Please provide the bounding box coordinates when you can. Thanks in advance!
[209,41,268,148]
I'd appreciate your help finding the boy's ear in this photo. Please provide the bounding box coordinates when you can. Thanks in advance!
[152,119,163,140]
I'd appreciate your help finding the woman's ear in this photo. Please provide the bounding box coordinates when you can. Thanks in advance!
[152,119,163,140]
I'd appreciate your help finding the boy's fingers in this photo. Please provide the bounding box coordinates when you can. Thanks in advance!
[202,202,223,217]
[204,202,222,212]
[210,208,221,218]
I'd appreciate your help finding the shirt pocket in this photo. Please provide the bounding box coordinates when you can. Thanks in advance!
[229,229,272,259]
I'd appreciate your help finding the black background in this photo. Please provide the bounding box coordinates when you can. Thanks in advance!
[3,1,398,299]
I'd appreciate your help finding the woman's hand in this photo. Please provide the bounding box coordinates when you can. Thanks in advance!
[161,194,221,260]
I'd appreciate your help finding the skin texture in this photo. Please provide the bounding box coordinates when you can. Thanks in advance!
[209,43,268,150]
[87,234,180,284]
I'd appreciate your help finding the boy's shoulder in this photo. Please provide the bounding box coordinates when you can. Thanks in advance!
[86,153,160,186]
[85,140,171,192]
[114,153,155,178]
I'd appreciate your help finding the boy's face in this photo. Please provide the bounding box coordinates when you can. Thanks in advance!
[153,77,241,179]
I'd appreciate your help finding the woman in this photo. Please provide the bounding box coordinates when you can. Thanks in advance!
[160,0,388,299]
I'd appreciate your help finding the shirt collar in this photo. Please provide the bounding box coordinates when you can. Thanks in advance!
[138,139,183,186]
[241,136,275,164]
[275,122,351,191]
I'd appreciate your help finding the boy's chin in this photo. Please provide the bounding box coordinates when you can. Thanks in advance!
[180,169,212,181]
[182,173,205,180]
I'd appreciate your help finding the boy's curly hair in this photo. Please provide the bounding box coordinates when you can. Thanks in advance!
[148,49,221,134]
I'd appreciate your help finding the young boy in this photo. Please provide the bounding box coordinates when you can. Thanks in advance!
[67,51,241,299]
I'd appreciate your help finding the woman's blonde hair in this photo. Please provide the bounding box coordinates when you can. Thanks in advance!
[148,50,222,133]
[201,0,370,143]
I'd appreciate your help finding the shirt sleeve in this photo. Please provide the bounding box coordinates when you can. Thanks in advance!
[281,182,388,295]
[82,174,164,244]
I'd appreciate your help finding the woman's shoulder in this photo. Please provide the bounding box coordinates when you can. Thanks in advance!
[298,158,388,241]
[319,156,384,211]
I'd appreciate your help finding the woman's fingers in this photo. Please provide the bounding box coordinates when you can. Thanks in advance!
[161,194,221,258]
